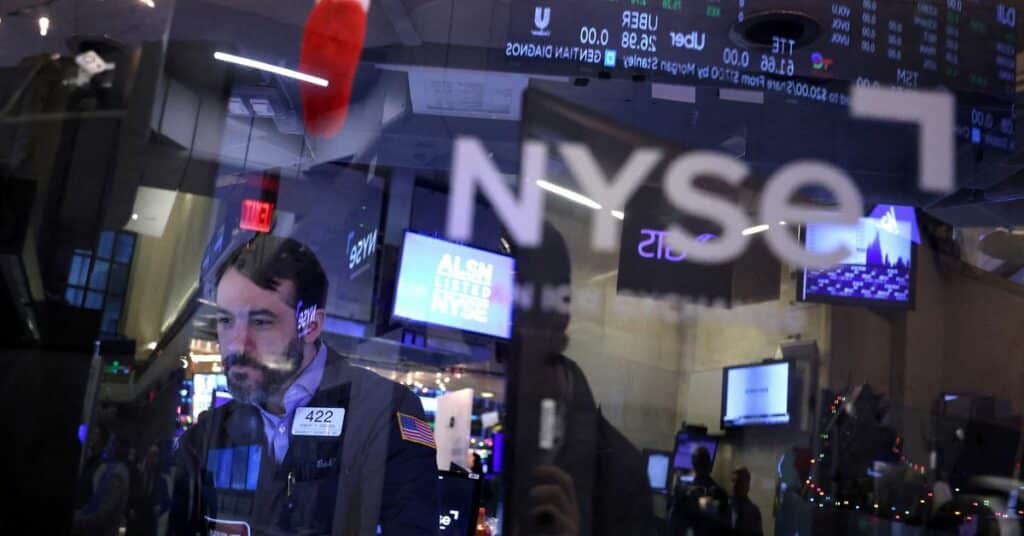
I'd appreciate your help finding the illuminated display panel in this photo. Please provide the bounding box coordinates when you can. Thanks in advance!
[393,232,515,339]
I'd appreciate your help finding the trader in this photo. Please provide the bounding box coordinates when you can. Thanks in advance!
[170,234,438,535]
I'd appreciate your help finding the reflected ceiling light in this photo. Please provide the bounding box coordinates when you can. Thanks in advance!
[741,224,770,236]
[536,180,602,210]
[480,392,495,399]
[779,221,787,225]
[139,0,155,7]
[213,52,328,87]
[38,16,49,36]
[610,210,625,220]
[131,213,140,221]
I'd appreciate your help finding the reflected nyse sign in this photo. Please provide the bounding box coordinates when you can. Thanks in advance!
[445,87,954,268]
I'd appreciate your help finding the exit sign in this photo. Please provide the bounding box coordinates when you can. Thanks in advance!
[240,199,274,233]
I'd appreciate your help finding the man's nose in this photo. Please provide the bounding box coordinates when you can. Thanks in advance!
[220,322,255,355]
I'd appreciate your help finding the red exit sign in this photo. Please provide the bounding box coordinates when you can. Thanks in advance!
[240,199,274,233]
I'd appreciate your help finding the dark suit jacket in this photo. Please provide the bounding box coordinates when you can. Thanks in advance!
[170,347,439,535]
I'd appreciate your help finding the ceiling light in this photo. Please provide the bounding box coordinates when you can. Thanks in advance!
[139,0,155,7]
[536,180,602,210]
[779,221,787,225]
[213,52,328,87]
[38,16,49,36]
[131,213,140,221]
[610,210,625,220]
[741,224,770,236]
[480,392,495,399]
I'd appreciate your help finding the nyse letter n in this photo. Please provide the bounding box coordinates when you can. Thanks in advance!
[446,137,547,247]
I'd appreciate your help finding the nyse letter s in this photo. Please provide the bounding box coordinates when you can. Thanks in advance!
[662,152,751,264]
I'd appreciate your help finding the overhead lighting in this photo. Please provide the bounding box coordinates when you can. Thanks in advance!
[480,392,495,399]
[38,16,49,36]
[139,0,155,7]
[779,221,787,225]
[610,210,625,220]
[131,213,140,221]
[189,353,222,363]
[742,224,770,236]
[213,51,329,87]
[536,180,602,210]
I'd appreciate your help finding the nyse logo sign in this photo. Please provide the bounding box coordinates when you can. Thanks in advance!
[532,7,551,37]
[346,228,378,275]
[446,87,954,268]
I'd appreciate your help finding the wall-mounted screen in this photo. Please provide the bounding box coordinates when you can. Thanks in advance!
[722,361,791,427]
[393,232,514,339]
[799,204,916,309]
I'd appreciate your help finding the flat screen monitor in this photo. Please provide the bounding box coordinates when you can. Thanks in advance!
[799,204,916,309]
[192,373,228,419]
[393,232,515,339]
[644,450,671,493]
[722,361,791,427]
[673,433,719,472]
[437,470,483,535]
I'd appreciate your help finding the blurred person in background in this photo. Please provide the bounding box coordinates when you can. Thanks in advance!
[74,434,132,536]
[727,467,762,536]
[126,444,169,536]
[669,446,728,536]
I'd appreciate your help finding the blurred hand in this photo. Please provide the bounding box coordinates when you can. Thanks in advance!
[528,466,579,536]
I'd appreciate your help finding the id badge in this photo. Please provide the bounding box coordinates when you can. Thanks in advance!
[292,407,345,437]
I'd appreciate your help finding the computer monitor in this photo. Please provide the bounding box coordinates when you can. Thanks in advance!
[437,470,483,535]
[799,204,917,309]
[722,361,792,427]
[393,231,515,339]
[644,449,671,494]
[673,432,719,474]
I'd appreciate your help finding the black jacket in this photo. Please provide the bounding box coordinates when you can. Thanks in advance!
[169,347,439,535]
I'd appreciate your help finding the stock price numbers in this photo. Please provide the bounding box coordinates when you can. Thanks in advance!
[580,26,610,46]
[622,30,657,52]
[760,54,795,76]
[722,47,751,68]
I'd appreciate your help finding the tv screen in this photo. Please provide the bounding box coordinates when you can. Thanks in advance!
[437,471,483,535]
[799,204,916,308]
[722,362,791,427]
[192,373,228,419]
[393,232,515,339]
[645,450,671,493]
[673,433,719,472]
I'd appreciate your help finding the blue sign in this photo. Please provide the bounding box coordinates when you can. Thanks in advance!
[393,232,515,339]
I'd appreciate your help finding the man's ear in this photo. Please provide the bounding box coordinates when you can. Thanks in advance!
[303,307,327,344]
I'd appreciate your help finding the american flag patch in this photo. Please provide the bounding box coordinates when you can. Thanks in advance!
[397,413,436,449]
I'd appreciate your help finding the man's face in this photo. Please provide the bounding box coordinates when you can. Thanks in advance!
[215,268,305,406]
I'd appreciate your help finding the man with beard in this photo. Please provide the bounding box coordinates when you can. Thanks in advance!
[170,235,438,535]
